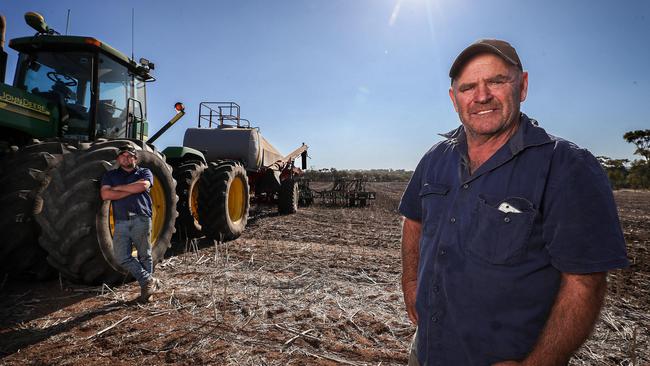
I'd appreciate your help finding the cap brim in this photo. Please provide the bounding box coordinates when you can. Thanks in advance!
[449,43,520,79]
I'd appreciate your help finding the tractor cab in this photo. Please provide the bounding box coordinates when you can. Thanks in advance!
[7,13,153,142]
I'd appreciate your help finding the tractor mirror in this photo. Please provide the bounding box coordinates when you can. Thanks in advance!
[139,58,155,70]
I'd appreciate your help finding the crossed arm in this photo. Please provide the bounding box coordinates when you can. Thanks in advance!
[100,179,151,201]
[399,216,607,365]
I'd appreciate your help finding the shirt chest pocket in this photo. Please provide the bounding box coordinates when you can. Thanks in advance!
[419,183,450,236]
[466,194,537,265]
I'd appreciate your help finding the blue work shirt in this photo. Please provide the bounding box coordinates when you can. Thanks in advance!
[101,166,154,221]
[399,113,629,365]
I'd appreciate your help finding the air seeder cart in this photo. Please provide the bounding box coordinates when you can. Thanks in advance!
[163,102,308,243]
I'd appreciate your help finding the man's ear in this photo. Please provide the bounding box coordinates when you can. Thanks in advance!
[519,71,529,102]
[449,87,459,113]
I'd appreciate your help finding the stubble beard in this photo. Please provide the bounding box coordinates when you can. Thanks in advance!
[456,95,521,142]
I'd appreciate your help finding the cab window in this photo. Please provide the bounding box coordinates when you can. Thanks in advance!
[16,52,93,139]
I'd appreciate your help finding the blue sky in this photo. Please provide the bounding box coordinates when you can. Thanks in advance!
[3,0,649,170]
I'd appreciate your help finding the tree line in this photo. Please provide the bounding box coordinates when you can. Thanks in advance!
[302,168,414,182]
[599,130,650,189]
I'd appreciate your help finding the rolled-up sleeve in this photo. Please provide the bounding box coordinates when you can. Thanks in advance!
[399,157,425,221]
[543,146,629,273]
[143,169,154,187]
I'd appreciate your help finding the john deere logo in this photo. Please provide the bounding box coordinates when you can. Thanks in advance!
[0,91,50,116]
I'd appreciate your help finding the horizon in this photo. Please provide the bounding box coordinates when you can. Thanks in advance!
[2,0,649,170]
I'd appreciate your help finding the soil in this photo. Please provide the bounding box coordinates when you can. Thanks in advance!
[0,184,648,365]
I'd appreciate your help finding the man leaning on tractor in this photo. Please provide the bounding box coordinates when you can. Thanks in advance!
[399,39,629,365]
[101,144,162,302]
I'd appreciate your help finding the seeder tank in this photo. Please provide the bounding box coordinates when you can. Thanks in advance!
[183,125,283,172]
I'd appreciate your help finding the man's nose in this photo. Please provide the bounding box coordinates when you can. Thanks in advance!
[474,82,492,103]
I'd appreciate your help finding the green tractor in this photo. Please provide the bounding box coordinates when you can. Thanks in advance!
[0,12,179,284]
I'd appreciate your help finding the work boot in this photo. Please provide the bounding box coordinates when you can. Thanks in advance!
[140,277,162,303]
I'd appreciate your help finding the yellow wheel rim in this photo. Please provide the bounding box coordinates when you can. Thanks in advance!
[190,179,200,226]
[228,176,245,224]
[150,175,165,245]
[109,203,115,237]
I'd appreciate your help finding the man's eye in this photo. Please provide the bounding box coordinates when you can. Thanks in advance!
[460,86,473,92]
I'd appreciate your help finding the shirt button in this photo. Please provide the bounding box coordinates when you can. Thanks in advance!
[440,249,446,256]
[504,217,511,223]
[450,217,456,223]
[462,183,469,189]
[433,285,440,293]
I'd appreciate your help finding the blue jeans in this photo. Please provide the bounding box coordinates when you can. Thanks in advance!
[113,215,153,287]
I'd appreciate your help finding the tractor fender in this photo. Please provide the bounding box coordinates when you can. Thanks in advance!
[162,146,206,164]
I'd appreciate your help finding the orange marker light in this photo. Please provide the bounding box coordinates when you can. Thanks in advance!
[174,102,185,112]
[84,38,101,47]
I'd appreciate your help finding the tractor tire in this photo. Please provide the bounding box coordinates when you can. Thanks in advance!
[172,162,206,242]
[0,141,69,279]
[35,140,178,285]
[278,179,299,214]
[198,161,249,241]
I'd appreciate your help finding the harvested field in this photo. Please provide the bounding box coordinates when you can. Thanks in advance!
[0,184,648,365]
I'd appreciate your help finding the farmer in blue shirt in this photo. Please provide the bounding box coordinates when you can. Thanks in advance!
[101,144,161,302]
[399,39,629,365]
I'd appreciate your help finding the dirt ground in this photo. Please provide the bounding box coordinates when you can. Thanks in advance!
[0,184,648,365]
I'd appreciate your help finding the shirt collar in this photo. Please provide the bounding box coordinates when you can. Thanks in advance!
[118,166,140,175]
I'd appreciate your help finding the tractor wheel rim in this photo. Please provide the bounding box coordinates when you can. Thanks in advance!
[109,203,115,236]
[150,175,165,245]
[228,176,245,224]
[190,180,200,226]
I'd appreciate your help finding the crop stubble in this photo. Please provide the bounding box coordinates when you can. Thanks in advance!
[0,184,647,365]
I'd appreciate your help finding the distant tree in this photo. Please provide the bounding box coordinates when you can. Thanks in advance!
[623,129,650,161]
[597,156,629,189]
[620,129,650,189]
[627,160,650,189]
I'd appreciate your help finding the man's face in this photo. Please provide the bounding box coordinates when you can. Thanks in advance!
[117,152,137,169]
[449,53,528,139]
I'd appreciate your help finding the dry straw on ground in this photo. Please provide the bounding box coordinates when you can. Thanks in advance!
[0,185,648,365]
